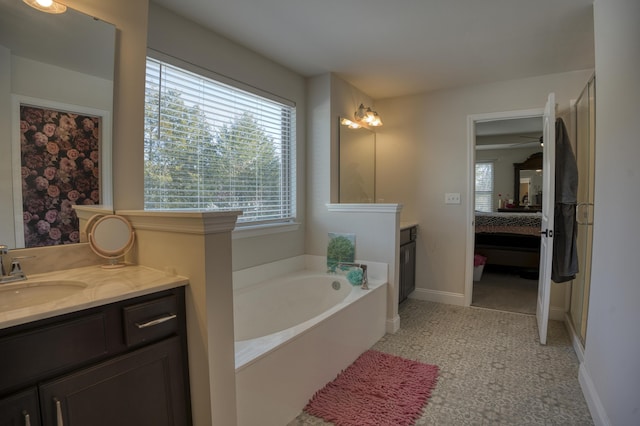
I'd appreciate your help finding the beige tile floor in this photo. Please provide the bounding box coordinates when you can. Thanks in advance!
[291,299,593,425]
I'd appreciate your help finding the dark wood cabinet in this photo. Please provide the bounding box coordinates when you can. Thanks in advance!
[0,388,40,426]
[40,336,187,426]
[399,226,417,304]
[0,287,191,426]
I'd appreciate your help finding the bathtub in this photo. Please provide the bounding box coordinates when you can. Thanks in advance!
[234,256,387,426]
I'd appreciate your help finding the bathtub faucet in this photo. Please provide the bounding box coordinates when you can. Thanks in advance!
[338,262,369,290]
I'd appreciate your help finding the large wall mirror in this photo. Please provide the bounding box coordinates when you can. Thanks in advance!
[338,118,375,203]
[0,0,116,248]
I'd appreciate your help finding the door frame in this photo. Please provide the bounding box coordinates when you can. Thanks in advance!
[465,108,545,307]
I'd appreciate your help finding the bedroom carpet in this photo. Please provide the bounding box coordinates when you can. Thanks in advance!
[472,268,538,315]
[290,299,593,425]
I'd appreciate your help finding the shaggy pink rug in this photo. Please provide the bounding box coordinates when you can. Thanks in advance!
[304,350,439,426]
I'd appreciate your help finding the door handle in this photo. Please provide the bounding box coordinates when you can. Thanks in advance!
[540,229,553,237]
[22,411,31,426]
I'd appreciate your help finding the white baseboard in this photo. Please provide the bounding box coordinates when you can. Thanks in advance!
[579,363,612,426]
[409,288,465,306]
[563,313,584,363]
[386,315,400,334]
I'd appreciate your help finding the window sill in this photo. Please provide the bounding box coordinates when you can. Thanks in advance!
[232,221,300,239]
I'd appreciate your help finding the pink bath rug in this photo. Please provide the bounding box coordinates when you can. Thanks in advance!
[304,350,439,426]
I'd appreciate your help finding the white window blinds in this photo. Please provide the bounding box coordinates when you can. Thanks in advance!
[144,58,296,224]
[475,162,494,212]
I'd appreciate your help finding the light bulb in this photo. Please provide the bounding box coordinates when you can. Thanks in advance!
[23,0,67,13]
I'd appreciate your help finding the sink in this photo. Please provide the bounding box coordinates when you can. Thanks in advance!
[0,280,88,311]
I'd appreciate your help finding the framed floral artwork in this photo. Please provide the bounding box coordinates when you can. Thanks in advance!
[12,97,111,247]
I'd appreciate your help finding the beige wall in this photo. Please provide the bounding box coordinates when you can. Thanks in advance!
[375,70,593,309]
[306,74,401,330]
[581,1,640,424]
[147,3,307,271]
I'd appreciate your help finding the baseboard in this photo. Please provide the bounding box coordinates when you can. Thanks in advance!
[579,363,612,426]
[386,315,400,334]
[409,288,465,306]
[563,313,584,363]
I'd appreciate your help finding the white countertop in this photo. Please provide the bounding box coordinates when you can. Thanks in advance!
[0,264,188,330]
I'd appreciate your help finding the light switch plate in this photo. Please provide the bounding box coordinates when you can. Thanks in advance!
[445,193,461,204]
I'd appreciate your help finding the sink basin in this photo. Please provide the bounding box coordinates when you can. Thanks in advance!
[0,280,88,311]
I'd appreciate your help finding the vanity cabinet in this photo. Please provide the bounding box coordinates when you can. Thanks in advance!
[0,387,40,426]
[399,226,417,304]
[0,287,191,425]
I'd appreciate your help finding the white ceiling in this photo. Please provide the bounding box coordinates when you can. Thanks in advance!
[152,0,595,99]
[476,117,542,137]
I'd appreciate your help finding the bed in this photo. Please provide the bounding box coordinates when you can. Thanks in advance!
[474,212,542,269]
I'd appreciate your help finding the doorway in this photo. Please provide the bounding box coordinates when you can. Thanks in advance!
[465,109,544,314]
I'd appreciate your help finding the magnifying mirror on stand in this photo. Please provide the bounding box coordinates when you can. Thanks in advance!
[87,214,135,269]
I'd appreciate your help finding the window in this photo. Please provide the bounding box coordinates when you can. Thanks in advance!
[144,57,296,225]
[475,162,494,212]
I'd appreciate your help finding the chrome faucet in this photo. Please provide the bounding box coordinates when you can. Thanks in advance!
[0,245,29,284]
[338,262,369,290]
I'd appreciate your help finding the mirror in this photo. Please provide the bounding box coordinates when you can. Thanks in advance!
[0,0,116,248]
[513,152,543,209]
[338,118,375,203]
[88,215,135,269]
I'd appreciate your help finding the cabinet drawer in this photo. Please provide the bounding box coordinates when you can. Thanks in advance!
[0,314,107,395]
[123,295,178,347]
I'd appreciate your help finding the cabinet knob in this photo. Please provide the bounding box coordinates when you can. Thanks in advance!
[22,411,31,426]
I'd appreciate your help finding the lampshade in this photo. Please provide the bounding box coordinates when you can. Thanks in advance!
[354,103,383,127]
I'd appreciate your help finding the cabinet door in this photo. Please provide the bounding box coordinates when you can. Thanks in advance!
[399,245,407,303]
[399,241,416,304]
[404,241,416,297]
[0,388,40,426]
[39,336,189,426]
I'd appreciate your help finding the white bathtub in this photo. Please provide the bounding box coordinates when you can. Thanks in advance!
[234,256,387,426]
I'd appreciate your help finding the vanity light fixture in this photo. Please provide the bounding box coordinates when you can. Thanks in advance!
[22,0,67,14]
[354,104,383,127]
[340,118,362,129]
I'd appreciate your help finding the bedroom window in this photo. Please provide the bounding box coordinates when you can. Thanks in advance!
[144,57,296,225]
[475,161,494,212]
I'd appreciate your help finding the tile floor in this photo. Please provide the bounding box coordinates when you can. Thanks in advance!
[291,299,593,425]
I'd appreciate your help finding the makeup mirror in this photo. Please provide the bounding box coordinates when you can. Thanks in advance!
[88,215,135,269]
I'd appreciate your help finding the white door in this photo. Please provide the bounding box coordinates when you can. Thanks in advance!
[537,93,556,345]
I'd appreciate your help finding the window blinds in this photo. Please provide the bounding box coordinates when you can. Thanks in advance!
[144,58,295,224]
[475,162,494,212]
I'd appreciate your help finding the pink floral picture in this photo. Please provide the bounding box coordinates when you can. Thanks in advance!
[20,104,101,247]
